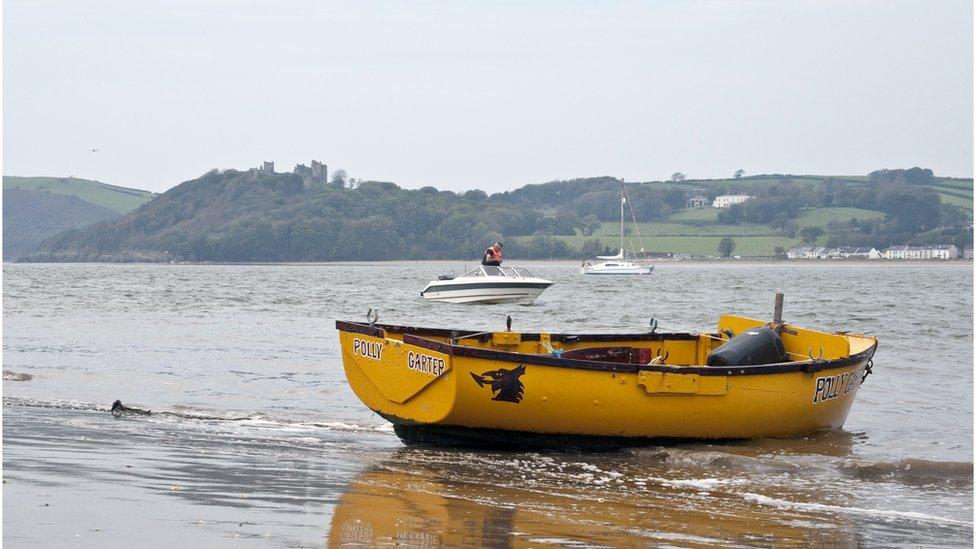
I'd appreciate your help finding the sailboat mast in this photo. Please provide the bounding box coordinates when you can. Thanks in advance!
[619,183,625,253]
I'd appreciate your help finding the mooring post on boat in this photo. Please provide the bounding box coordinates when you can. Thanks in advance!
[773,292,784,324]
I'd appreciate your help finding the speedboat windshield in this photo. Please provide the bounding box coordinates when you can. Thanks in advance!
[460,266,537,278]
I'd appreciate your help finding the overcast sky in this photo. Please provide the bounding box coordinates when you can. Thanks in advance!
[4,0,973,193]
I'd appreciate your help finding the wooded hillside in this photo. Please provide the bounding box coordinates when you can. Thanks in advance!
[23,167,973,261]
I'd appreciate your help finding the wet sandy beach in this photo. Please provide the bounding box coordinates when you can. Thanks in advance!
[4,263,973,546]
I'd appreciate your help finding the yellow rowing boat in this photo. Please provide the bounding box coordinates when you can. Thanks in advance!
[335,314,877,448]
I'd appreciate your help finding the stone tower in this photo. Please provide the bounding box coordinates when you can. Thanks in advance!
[293,159,329,187]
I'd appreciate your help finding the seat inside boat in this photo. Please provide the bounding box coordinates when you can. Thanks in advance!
[559,346,658,364]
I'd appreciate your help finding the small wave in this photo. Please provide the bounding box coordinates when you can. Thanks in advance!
[247,418,395,434]
[635,446,802,474]
[524,537,605,548]
[741,492,972,527]
[3,370,34,381]
[3,397,395,435]
[838,458,973,485]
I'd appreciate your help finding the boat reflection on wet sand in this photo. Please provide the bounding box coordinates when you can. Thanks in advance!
[329,451,858,547]
[329,430,957,548]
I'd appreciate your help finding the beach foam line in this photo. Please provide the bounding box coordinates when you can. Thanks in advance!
[741,492,972,527]
[3,397,396,435]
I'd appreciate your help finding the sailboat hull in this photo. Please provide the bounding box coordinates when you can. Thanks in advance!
[581,264,654,275]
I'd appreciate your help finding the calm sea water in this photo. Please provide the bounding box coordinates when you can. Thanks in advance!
[3,262,973,547]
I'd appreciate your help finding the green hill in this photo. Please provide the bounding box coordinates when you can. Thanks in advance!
[3,189,121,260]
[3,176,154,214]
[22,167,974,262]
[918,178,973,211]
[3,176,155,260]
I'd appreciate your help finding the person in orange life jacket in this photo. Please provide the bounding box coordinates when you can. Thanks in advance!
[482,242,503,266]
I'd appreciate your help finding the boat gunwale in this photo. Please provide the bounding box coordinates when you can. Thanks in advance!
[335,320,877,376]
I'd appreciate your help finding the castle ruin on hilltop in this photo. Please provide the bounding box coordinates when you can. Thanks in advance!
[293,160,328,187]
[250,159,329,188]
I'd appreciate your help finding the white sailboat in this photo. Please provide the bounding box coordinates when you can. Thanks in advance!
[580,183,654,275]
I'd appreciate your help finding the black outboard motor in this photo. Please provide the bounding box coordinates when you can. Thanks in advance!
[706,326,787,367]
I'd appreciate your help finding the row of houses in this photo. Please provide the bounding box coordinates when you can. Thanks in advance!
[785,245,966,260]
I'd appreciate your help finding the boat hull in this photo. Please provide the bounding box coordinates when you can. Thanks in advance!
[389,421,686,450]
[336,317,876,446]
[581,266,654,275]
[420,279,552,304]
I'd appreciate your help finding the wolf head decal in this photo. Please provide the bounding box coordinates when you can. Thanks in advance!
[470,365,526,403]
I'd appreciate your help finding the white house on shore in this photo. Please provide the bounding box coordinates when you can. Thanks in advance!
[786,246,879,259]
[785,246,827,259]
[882,245,959,259]
[787,244,961,260]
[827,247,882,259]
[712,195,752,208]
[785,246,810,259]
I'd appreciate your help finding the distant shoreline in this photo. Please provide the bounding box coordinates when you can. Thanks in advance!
[6,259,971,267]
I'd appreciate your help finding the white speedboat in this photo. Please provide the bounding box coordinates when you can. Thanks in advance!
[581,249,654,275]
[421,265,553,305]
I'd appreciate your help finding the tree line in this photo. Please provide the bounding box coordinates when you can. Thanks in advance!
[31,170,621,261]
[27,168,971,262]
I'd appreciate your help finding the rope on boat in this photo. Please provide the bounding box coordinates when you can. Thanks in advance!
[862,359,874,383]
[541,340,563,357]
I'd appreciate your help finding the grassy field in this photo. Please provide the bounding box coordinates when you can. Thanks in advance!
[794,207,885,227]
[669,208,719,222]
[515,234,799,257]
[593,219,778,237]
[593,207,886,236]
[934,193,974,211]
[931,178,973,191]
[3,176,154,214]
[525,205,908,257]
[917,180,973,211]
